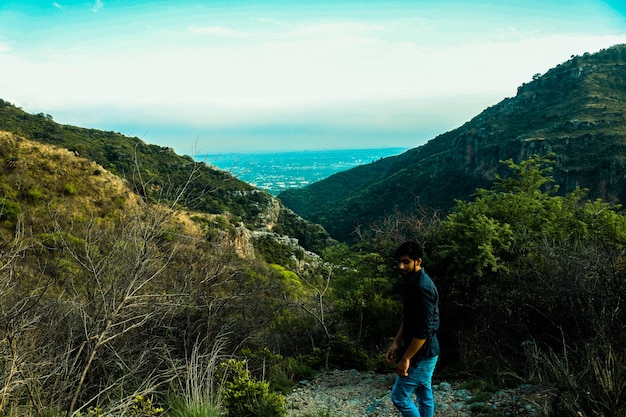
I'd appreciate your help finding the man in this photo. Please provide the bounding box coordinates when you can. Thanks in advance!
[386,241,440,417]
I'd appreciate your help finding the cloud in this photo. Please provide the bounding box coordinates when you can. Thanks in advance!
[281,22,386,40]
[92,0,103,13]
[188,26,249,38]
[3,0,625,153]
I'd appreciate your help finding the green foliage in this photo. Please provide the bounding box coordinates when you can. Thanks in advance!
[192,215,235,242]
[82,406,106,417]
[3,155,19,171]
[26,186,45,201]
[273,200,334,254]
[73,398,167,417]
[322,244,402,352]
[254,235,302,267]
[167,396,222,417]
[241,347,317,394]
[421,154,626,416]
[269,357,317,393]
[0,197,21,222]
[0,103,335,415]
[39,231,86,251]
[64,182,78,195]
[268,264,311,305]
[461,379,498,403]
[303,335,373,371]
[438,206,513,280]
[429,154,610,304]
[0,137,18,158]
[0,138,327,415]
[130,395,165,416]
[218,359,286,417]
[3,45,626,417]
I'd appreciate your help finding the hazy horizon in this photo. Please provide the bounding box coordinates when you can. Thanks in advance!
[2,1,626,155]
[199,146,407,194]
[198,145,408,156]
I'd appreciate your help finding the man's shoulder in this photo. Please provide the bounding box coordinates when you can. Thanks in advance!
[418,269,437,290]
[419,268,433,282]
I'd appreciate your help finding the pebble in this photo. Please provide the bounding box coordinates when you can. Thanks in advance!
[285,369,550,417]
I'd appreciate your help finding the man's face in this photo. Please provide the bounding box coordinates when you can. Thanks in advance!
[397,255,421,276]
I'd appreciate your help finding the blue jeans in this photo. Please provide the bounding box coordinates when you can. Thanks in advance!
[391,355,438,417]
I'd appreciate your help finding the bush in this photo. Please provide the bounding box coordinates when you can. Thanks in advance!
[303,335,373,371]
[267,356,318,394]
[166,396,222,417]
[64,182,78,195]
[526,338,626,417]
[0,198,21,223]
[130,395,165,416]
[218,359,286,417]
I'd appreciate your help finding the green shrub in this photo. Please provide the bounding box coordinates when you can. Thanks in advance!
[0,198,21,222]
[267,356,317,394]
[75,407,106,417]
[27,186,45,201]
[130,395,165,416]
[218,359,286,417]
[167,396,222,417]
[303,335,372,371]
[461,379,497,393]
[254,235,297,267]
[64,182,78,195]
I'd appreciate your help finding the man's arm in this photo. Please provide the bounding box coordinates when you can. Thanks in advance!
[387,324,427,377]
[396,337,426,376]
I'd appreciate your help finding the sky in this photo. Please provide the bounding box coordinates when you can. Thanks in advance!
[1,1,626,155]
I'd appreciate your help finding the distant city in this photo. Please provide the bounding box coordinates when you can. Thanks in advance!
[199,148,407,195]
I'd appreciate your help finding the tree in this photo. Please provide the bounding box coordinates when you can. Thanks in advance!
[420,154,626,416]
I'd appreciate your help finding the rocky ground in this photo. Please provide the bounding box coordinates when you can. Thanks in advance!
[285,369,553,417]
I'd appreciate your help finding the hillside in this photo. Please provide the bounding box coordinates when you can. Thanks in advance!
[0,99,332,253]
[0,130,263,260]
[278,44,626,241]
[0,130,139,227]
[0,130,346,414]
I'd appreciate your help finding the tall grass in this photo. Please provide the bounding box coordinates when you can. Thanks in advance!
[166,396,221,417]
[526,337,626,417]
[167,334,229,417]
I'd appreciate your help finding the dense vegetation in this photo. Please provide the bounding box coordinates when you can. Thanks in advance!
[279,44,626,242]
[2,127,625,416]
[0,99,332,253]
[2,44,626,417]
[0,133,335,416]
[352,155,626,416]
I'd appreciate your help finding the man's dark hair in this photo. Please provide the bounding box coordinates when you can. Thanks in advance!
[394,241,423,260]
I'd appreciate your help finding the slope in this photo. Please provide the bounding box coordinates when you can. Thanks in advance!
[278,44,626,242]
[0,100,332,252]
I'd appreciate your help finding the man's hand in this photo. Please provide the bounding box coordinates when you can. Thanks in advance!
[396,357,410,377]
[386,342,398,363]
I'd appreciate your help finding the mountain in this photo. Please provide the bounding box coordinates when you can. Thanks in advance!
[0,99,333,254]
[278,44,626,242]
